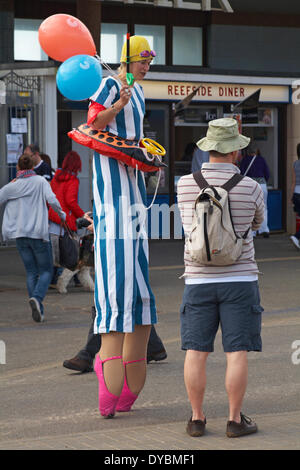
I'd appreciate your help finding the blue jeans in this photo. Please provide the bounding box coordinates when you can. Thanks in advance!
[16,237,53,312]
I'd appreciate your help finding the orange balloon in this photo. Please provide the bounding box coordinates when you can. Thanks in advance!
[38,14,97,62]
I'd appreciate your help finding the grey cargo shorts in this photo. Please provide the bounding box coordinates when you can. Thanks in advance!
[180,281,263,353]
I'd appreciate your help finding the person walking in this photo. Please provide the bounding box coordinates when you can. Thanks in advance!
[191,145,210,173]
[40,153,55,180]
[0,154,66,322]
[239,146,270,237]
[177,118,265,438]
[24,143,52,181]
[88,35,159,418]
[290,143,300,249]
[48,150,93,292]
[62,215,167,374]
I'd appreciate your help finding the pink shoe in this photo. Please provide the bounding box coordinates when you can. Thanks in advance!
[94,355,122,418]
[116,358,145,412]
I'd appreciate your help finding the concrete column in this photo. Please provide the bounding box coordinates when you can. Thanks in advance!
[286,98,300,233]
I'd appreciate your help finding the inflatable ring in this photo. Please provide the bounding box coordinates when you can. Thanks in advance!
[141,138,166,156]
[68,124,167,173]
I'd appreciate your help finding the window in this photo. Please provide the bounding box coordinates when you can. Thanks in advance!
[173,26,202,66]
[14,19,48,61]
[134,25,166,65]
[100,23,127,63]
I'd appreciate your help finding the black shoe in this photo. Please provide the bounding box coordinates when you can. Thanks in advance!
[63,356,94,373]
[186,416,206,437]
[226,413,258,438]
[29,297,43,323]
[262,232,270,238]
[147,349,167,363]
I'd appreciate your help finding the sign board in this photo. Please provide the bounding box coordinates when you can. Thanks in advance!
[6,134,23,164]
[142,81,290,103]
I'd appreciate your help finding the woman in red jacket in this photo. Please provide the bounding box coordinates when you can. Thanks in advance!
[49,151,94,293]
[49,151,84,230]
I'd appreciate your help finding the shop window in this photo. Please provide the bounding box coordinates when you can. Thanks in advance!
[241,107,278,189]
[172,26,202,66]
[174,106,222,186]
[14,19,47,61]
[175,107,218,126]
[143,104,169,195]
[100,23,127,63]
[134,25,166,65]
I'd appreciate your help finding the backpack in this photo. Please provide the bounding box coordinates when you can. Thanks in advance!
[186,171,250,266]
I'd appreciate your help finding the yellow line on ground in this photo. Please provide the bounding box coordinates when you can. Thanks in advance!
[149,256,300,271]
[0,362,62,379]
[257,256,300,262]
[149,265,183,271]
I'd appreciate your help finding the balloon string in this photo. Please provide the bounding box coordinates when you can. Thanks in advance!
[146,168,161,211]
[95,55,122,84]
[95,54,135,109]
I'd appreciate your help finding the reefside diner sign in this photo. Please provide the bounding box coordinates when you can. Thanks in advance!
[142,80,290,103]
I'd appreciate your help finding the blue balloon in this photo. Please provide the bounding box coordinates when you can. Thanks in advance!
[56,54,102,101]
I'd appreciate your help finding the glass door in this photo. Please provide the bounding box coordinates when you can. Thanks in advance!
[143,102,169,196]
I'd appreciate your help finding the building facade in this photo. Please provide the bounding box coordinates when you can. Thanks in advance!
[1,0,300,240]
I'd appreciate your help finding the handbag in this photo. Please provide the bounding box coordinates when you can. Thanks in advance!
[79,233,94,267]
[59,223,79,271]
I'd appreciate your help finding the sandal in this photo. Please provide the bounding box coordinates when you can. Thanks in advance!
[116,358,145,412]
[94,355,122,418]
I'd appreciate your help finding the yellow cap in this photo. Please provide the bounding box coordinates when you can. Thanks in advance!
[120,36,155,63]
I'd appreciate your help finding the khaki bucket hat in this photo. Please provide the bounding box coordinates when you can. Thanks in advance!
[197,118,250,154]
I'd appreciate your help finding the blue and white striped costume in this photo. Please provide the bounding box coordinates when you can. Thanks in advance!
[92,77,157,333]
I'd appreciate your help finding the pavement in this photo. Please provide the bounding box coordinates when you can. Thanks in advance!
[0,234,300,452]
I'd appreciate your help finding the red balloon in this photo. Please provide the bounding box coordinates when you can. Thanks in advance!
[38,14,97,62]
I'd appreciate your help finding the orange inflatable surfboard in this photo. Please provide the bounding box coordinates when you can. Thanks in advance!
[68,124,166,173]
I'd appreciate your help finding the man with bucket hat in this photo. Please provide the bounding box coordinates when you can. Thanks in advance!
[177,118,265,438]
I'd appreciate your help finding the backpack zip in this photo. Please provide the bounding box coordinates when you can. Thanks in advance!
[203,212,211,261]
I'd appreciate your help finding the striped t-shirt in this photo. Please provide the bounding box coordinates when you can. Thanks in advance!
[89,76,145,141]
[177,163,265,279]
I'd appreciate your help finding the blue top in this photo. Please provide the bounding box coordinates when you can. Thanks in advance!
[294,160,300,186]
[34,160,52,181]
[239,154,270,181]
[191,148,210,172]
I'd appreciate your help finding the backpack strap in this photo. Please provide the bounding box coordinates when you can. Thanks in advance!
[193,170,209,189]
[221,173,250,240]
[194,171,244,192]
[193,170,221,200]
[222,173,244,192]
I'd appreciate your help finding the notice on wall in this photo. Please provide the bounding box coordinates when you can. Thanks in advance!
[0,80,5,104]
[11,117,27,134]
[6,134,23,164]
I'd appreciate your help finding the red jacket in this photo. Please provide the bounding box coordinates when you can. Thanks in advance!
[48,169,84,231]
